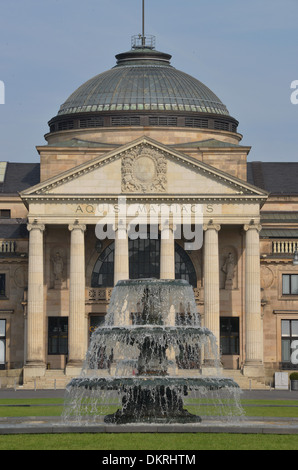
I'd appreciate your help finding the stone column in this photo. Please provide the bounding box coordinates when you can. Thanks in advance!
[67,223,86,373]
[160,221,175,280]
[111,220,130,374]
[203,223,221,363]
[25,223,46,378]
[243,223,264,376]
[160,221,176,371]
[114,220,129,285]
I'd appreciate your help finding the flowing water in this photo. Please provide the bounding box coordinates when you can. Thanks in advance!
[63,279,244,425]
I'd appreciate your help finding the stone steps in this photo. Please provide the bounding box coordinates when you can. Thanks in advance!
[0,369,23,389]
[21,370,73,390]
[224,370,270,390]
[20,369,271,391]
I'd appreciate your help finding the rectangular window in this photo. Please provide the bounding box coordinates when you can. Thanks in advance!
[283,274,298,295]
[281,319,298,365]
[0,210,11,219]
[48,317,68,355]
[0,274,5,297]
[0,319,6,370]
[79,117,104,128]
[111,116,141,126]
[220,317,240,355]
[129,238,160,280]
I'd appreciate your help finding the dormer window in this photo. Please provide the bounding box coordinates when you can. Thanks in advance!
[0,210,10,219]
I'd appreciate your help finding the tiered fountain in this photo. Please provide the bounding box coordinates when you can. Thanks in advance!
[63,279,243,424]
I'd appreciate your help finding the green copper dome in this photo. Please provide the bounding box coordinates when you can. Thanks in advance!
[48,42,239,136]
[57,48,229,117]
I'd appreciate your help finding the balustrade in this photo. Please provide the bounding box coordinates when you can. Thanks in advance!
[272,240,298,254]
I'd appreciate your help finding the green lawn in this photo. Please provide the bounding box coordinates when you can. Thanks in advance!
[1,432,298,451]
[0,398,65,418]
[2,398,298,419]
[1,397,298,450]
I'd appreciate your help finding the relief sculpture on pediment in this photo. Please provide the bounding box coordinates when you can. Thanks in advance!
[121,146,167,193]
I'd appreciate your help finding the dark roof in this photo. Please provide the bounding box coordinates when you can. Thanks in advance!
[261,212,298,223]
[0,163,40,194]
[247,162,298,195]
[0,220,28,238]
[1,160,298,196]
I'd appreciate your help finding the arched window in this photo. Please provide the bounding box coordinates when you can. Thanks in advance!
[175,244,197,288]
[91,243,114,288]
[91,239,197,288]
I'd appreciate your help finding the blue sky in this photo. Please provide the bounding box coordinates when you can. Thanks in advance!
[0,0,297,163]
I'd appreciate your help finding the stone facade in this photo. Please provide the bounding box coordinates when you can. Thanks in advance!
[0,46,297,390]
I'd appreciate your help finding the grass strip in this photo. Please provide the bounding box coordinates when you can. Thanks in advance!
[1,433,298,450]
[1,398,298,419]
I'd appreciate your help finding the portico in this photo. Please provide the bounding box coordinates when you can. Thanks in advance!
[20,137,268,384]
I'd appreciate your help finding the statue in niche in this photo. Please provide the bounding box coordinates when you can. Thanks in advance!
[52,251,64,289]
[222,252,236,290]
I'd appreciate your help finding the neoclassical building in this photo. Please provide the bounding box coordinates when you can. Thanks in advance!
[0,36,298,389]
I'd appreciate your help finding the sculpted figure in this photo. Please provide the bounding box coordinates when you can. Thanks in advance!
[222,252,236,289]
[52,252,64,281]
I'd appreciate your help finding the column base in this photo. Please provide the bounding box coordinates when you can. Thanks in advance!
[65,361,83,377]
[243,362,264,378]
[202,360,223,376]
[23,363,46,382]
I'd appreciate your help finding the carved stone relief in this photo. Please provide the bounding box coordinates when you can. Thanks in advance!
[14,266,28,289]
[220,247,238,290]
[121,145,167,193]
[51,248,66,289]
[261,266,275,290]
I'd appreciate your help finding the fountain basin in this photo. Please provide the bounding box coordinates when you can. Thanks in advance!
[65,376,241,425]
[68,376,239,391]
[63,279,244,425]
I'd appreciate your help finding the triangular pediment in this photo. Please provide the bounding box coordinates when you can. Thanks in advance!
[21,137,268,201]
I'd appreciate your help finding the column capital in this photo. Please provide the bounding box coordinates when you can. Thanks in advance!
[203,222,221,232]
[159,221,177,233]
[243,222,262,233]
[27,222,45,233]
[113,219,127,232]
[68,222,86,232]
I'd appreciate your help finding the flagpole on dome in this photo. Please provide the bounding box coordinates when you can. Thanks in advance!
[131,0,155,50]
[142,0,145,47]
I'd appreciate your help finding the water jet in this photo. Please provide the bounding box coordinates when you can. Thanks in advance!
[63,279,243,425]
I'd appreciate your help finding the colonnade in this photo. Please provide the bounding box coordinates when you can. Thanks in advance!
[24,220,264,375]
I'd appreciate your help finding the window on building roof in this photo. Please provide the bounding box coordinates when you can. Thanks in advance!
[0,210,11,219]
